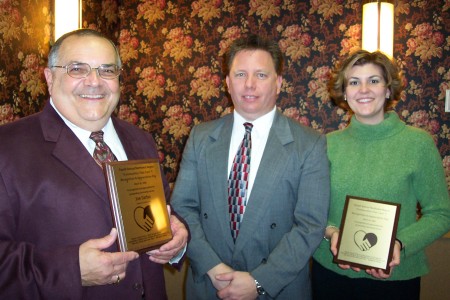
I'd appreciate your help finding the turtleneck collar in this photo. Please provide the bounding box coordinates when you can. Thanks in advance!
[346,111,406,140]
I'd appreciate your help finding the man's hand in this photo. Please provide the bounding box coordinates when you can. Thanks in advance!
[207,263,234,291]
[146,206,188,264]
[79,228,139,286]
[215,271,258,300]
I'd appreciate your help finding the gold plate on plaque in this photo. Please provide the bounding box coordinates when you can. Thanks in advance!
[103,159,173,253]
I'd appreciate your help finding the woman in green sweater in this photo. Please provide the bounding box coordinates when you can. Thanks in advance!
[312,50,450,300]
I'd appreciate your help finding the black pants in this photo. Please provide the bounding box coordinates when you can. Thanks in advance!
[311,260,420,300]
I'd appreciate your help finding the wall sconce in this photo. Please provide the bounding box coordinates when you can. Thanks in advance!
[362,0,394,57]
[54,0,82,41]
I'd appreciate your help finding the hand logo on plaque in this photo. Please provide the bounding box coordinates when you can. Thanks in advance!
[134,205,155,232]
[354,230,378,251]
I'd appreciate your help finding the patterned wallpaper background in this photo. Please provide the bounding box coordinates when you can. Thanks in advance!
[0,0,449,189]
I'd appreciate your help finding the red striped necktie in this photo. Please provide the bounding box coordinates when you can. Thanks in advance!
[90,130,117,167]
[228,122,253,241]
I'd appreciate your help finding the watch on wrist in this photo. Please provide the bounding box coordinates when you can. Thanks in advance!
[254,279,266,295]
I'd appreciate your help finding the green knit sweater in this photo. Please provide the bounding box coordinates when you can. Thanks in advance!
[313,112,450,280]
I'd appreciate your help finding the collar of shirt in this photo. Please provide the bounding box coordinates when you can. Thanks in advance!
[50,98,128,161]
[229,106,276,156]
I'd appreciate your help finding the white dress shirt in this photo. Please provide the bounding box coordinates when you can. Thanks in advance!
[228,106,276,200]
[50,99,128,161]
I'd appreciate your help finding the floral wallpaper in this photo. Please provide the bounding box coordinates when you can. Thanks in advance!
[0,0,449,190]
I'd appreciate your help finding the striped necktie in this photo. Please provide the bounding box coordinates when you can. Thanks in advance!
[228,122,253,241]
[89,130,117,167]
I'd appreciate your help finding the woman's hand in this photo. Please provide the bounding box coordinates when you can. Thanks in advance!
[365,240,401,279]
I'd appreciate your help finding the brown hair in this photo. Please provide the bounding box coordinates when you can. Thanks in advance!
[223,34,283,75]
[328,50,403,111]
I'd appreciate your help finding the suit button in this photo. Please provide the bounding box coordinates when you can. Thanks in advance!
[261,258,267,264]
[133,282,143,291]
[203,213,208,219]
[270,223,276,229]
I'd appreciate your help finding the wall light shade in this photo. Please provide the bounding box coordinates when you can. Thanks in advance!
[54,0,82,41]
[362,0,394,58]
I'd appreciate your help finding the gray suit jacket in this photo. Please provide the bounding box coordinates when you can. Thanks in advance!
[171,111,330,299]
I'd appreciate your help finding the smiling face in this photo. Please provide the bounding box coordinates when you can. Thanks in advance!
[226,49,282,121]
[44,35,120,132]
[345,63,391,125]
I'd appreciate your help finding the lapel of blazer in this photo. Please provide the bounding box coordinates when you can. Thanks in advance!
[205,114,236,249]
[40,103,109,203]
[234,111,294,252]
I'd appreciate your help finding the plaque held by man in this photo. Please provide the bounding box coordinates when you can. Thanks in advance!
[103,159,173,253]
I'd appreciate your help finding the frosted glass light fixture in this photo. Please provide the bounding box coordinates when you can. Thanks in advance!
[54,0,82,41]
[362,0,394,57]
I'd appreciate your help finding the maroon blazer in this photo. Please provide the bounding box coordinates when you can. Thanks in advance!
[0,103,175,299]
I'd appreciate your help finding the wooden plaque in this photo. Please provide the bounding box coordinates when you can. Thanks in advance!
[333,195,401,272]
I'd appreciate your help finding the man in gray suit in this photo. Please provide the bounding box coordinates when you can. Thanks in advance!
[171,35,330,299]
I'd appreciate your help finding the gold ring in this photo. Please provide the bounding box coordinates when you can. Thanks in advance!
[114,275,120,285]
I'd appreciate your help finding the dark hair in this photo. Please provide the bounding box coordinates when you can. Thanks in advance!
[328,50,403,111]
[47,29,122,68]
[224,34,283,75]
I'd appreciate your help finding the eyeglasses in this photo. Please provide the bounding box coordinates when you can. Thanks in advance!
[51,63,122,80]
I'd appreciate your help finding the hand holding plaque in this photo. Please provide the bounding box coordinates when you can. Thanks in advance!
[103,159,173,253]
[333,195,401,272]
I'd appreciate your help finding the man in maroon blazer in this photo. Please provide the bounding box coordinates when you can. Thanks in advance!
[0,29,188,299]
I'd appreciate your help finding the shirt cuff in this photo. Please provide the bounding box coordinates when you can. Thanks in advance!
[169,245,187,264]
